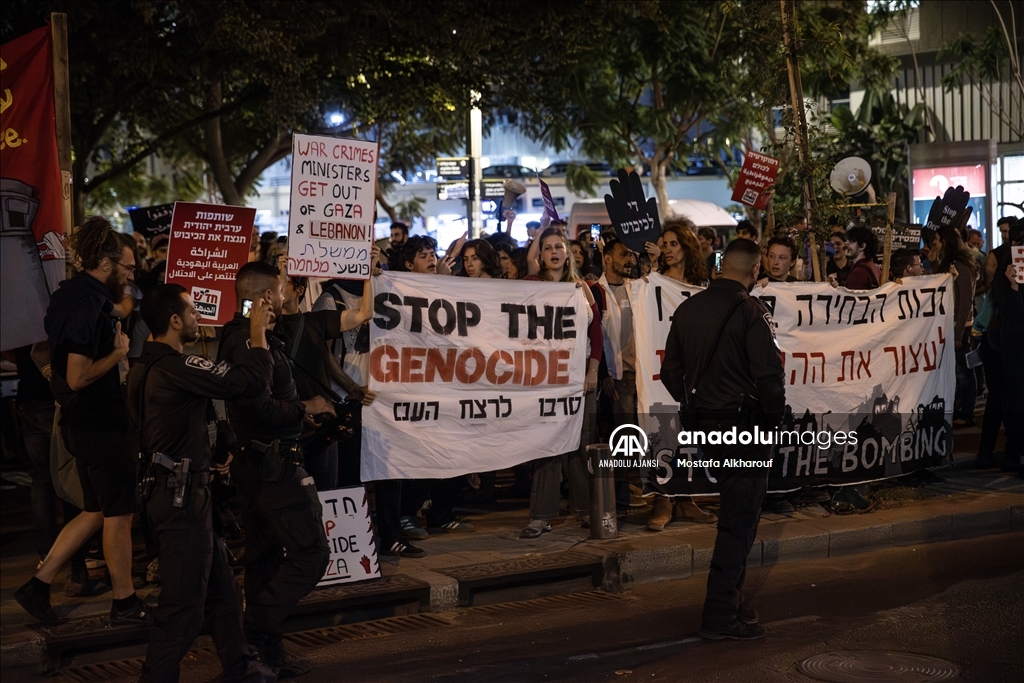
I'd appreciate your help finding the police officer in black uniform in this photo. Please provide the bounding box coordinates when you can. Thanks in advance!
[128,284,276,683]
[661,237,786,641]
[217,261,335,678]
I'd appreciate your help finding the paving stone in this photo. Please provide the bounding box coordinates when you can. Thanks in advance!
[951,507,1012,540]
[616,545,693,586]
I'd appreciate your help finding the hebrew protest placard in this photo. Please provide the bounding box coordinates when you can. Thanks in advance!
[128,203,174,240]
[604,169,661,254]
[730,151,779,209]
[316,486,380,586]
[165,202,256,326]
[288,134,378,279]
[630,273,955,494]
[361,273,588,481]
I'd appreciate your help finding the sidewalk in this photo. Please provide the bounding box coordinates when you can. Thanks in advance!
[1,439,1021,670]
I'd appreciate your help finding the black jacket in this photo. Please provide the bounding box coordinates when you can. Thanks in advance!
[218,315,306,442]
[127,341,273,470]
[660,278,786,420]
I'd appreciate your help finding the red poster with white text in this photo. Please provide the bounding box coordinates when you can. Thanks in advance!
[731,151,780,209]
[165,202,256,326]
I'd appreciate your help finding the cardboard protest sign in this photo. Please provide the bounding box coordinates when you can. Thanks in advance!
[538,177,561,222]
[165,202,256,326]
[730,150,779,208]
[924,185,970,233]
[317,486,380,586]
[1012,246,1024,284]
[361,273,587,481]
[604,169,660,254]
[288,134,377,279]
[128,203,174,240]
[0,26,66,351]
[631,274,954,495]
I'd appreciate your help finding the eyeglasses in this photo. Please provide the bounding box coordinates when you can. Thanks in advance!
[112,261,137,275]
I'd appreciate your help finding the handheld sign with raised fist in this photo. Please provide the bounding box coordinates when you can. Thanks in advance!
[604,169,660,254]
[924,185,971,234]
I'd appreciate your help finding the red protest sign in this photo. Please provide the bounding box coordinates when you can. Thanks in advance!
[0,26,67,350]
[165,202,256,326]
[731,151,780,209]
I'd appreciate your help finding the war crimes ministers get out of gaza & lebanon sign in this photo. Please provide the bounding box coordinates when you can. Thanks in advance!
[287,134,378,279]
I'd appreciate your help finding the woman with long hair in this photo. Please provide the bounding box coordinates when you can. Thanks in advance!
[519,228,603,537]
[460,239,503,278]
[649,218,717,528]
[658,217,709,286]
[931,226,979,427]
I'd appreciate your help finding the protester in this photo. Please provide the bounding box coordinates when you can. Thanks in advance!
[826,230,851,286]
[570,239,591,276]
[400,235,440,275]
[386,222,409,270]
[217,260,334,677]
[520,227,603,537]
[843,227,881,289]
[977,221,1024,471]
[660,238,785,641]
[149,233,169,268]
[930,226,979,428]
[275,270,375,490]
[495,242,516,278]
[760,236,798,284]
[735,220,758,241]
[658,219,709,287]
[508,247,529,280]
[129,284,275,683]
[888,248,924,282]
[984,217,1016,293]
[16,217,148,626]
[697,226,717,276]
[460,239,503,278]
[525,220,541,243]
[647,220,717,528]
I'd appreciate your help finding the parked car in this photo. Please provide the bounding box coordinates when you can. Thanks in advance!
[482,164,536,179]
[539,161,616,177]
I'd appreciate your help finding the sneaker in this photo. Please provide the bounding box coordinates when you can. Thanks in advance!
[14,580,65,625]
[222,658,277,683]
[259,643,310,679]
[518,520,552,539]
[432,518,475,533]
[399,515,429,540]
[380,539,426,558]
[698,620,766,640]
[109,597,154,627]
[64,568,92,598]
[737,604,759,625]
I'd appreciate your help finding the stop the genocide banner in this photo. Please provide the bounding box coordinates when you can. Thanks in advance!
[361,273,588,480]
[632,273,956,494]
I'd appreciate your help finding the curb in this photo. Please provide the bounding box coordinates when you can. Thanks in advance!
[4,501,1022,669]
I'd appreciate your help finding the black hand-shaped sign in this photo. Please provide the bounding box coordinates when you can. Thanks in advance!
[924,185,970,234]
[604,169,661,254]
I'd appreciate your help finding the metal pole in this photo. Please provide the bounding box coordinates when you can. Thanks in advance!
[586,444,617,539]
[467,92,483,238]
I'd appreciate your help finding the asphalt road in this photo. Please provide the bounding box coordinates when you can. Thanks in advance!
[24,530,1015,683]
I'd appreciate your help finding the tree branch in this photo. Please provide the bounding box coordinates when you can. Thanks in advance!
[201,81,242,206]
[235,133,293,199]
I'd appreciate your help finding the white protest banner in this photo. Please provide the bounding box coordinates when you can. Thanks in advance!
[631,274,956,494]
[361,273,588,480]
[317,486,380,586]
[288,133,377,279]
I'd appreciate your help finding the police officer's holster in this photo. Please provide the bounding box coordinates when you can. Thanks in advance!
[231,440,329,649]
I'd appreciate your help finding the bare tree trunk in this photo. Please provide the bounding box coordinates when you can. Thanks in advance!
[376,184,398,222]
[651,148,673,220]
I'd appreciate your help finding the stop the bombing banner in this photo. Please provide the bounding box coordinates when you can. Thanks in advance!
[361,273,587,481]
[632,273,955,495]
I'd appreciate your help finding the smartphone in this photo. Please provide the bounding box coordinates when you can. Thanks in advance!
[590,224,601,243]
[714,252,723,275]
[241,299,254,318]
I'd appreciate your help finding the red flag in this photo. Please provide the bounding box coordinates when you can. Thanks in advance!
[1,25,66,350]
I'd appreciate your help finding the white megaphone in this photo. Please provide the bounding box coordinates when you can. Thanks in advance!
[830,156,873,197]
[502,179,527,209]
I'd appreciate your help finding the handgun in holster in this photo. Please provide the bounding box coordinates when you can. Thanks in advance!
[154,452,191,508]
[136,453,155,505]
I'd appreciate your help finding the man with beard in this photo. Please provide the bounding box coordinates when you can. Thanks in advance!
[16,218,150,626]
[129,285,276,683]
[218,261,333,677]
